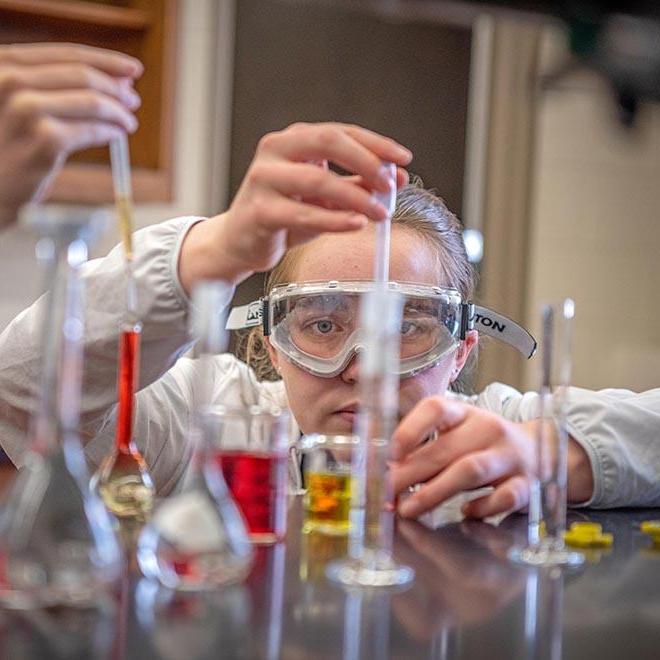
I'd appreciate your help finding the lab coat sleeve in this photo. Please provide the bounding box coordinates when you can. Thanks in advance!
[472,382,660,508]
[0,216,219,472]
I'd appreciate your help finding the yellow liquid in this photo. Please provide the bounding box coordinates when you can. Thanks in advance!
[303,471,352,535]
[99,474,154,521]
[299,529,348,582]
[116,194,134,261]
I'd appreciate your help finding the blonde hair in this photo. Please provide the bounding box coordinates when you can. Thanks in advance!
[237,179,477,389]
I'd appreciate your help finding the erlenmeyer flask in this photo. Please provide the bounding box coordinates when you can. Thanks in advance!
[136,280,253,590]
[91,318,155,525]
[0,207,122,610]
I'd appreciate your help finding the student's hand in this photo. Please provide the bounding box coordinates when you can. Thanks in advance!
[178,122,412,293]
[391,396,594,519]
[0,43,142,227]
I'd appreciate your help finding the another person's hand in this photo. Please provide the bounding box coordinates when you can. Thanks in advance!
[178,122,412,292]
[0,43,142,227]
[391,396,594,519]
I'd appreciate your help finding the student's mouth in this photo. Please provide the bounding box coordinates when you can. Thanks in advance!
[334,404,357,424]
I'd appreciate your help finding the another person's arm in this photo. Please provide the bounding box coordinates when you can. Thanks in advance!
[0,42,142,227]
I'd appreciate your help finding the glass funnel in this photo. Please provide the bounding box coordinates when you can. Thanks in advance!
[0,207,122,610]
[136,280,253,590]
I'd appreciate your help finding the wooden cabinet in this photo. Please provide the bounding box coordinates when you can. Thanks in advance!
[0,0,178,203]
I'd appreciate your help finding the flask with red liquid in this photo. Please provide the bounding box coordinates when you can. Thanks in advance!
[91,319,155,523]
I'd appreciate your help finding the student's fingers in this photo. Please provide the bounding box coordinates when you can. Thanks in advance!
[0,43,143,78]
[258,122,411,193]
[256,195,369,235]
[249,161,389,221]
[343,124,413,165]
[342,167,410,190]
[391,396,468,461]
[6,89,138,133]
[461,475,530,519]
[398,448,519,518]
[0,64,140,108]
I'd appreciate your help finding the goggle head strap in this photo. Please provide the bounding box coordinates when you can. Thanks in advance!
[472,305,537,359]
[225,298,537,359]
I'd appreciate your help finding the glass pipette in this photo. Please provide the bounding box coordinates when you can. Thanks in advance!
[92,133,155,531]
[373,161,396,286]
[327,161,414,587]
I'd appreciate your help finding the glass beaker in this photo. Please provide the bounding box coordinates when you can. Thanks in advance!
[207,406,291,545]
[301,434,357,536]
[0,206,122,610]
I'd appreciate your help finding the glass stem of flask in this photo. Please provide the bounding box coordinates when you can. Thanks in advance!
[33,236,87,454]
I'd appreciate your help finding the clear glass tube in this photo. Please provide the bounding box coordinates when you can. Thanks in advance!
[0,207,122,610]
[509,300,584,567]
[136,280,253,590]
[326,288,414,588]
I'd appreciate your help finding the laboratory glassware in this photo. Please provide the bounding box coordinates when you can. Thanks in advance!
[136,280,253,590]
[0,207,122,610]
[209,406,291,544]
[301,434,357,535]
[509,300,584,567]
[326,162,413,587]
[92,133,155,527]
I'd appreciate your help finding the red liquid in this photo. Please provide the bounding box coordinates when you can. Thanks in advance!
[214,451,287,543]
[117,326,141,454]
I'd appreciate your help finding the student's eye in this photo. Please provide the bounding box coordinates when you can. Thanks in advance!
[315,319,334,334]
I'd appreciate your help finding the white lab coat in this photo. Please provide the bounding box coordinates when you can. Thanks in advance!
[0,216,658,507]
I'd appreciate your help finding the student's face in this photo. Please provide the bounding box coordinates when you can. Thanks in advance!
[267,225,476,435]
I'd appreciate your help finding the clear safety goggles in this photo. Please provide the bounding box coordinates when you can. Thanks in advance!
[226,280,537,379]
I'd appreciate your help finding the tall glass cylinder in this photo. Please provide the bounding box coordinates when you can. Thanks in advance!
[327,288,414,587]
[509,300,584,567]
[0,207,122,610]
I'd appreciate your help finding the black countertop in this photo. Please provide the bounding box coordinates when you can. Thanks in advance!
[2,499,660,659]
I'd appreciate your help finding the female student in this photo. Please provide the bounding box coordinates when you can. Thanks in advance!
[0,122,657,518]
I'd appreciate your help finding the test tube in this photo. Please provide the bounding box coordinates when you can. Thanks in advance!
[508,300,584,567]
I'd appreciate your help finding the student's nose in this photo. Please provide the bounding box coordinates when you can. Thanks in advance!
[339,353,361,384]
